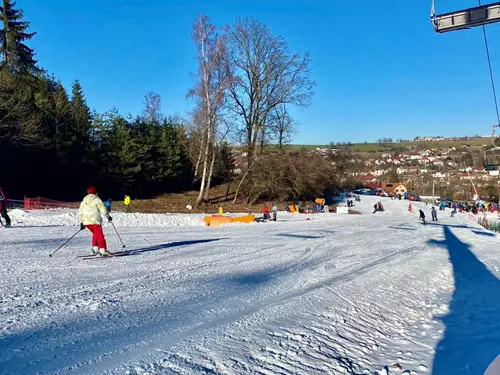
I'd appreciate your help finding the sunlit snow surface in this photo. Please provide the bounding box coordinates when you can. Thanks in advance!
[1,197,499,374]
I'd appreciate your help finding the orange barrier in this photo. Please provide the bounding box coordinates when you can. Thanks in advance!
[232,214,255,224]
[204,215,232,227]
[204,214,255,226]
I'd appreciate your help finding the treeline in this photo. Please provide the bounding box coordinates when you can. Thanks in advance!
[1,1,333,204]
[0,1,236,200]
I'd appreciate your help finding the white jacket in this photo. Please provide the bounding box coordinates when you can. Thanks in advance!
[78,194,109,225]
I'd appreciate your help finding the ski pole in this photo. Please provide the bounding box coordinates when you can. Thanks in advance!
[111,222,126,248]
[49,228,82,257]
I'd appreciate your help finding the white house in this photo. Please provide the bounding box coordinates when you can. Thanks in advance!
[410,154,423,160]
[397,167,408,174]
[460,174,476,180]
[432,171,448,178]
[433,160,444,166]
[381,153,392,159]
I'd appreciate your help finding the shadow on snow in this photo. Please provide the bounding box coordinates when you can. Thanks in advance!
[0,252,317,375]
[429,225,500,374]
[113,238,227,256]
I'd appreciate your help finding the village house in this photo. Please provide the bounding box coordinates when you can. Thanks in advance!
[410,154,423,160]
[360,175,377,184]
[459,174,477,180]
[433,171,448,178]
[397,167,408,174]
[418,158,430,165]
[433,160,444,166]
[372,169,387,177]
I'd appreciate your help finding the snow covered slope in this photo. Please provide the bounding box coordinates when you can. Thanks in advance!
[1,197,499,375]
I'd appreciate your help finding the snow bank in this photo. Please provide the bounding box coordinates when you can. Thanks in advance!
[8,209,206,227]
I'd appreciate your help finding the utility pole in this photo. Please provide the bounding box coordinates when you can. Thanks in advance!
[432,179,435,204]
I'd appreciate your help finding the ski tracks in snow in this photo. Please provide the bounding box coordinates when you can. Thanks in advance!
[1,198,499,374]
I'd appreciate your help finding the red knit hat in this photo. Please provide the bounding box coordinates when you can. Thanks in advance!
[87,186,97,195]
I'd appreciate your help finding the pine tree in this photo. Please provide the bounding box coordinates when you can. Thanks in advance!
[70,79,92,133]
[103,115,147,194]
[0,0,39,73]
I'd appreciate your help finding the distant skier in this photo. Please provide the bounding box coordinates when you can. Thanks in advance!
[218,207,224,215]
[431,207,438,221]
[124,194,132,213]
[408,203,413,213]
[0,188,11,227]
[78,186,112,257]
[272,202,278,221]
[419,209,426,225]
[105,199,112,213]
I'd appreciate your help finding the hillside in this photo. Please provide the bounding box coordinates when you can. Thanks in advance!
[284,136,491,153]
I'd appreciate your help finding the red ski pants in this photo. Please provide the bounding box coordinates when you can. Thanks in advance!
[85,224,107,250]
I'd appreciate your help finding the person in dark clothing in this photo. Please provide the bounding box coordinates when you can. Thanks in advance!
[419,209,426,225]
[0,188,11,227]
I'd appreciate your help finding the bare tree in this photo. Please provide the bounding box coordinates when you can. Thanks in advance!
[225,17,315,202]
[142,91,162,123]
[188,15,229,204]
[269,105,298,151]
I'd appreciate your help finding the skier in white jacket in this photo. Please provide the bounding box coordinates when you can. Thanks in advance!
[78,186,112,256]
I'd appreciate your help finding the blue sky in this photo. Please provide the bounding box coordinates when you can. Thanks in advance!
[20,0,500,144]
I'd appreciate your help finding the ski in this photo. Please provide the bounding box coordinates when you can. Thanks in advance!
[79,250,132,259]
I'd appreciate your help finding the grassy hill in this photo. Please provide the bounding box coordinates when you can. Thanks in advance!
[283,137,491,153]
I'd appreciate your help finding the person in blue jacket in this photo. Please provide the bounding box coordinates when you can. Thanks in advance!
[105,199,112,213]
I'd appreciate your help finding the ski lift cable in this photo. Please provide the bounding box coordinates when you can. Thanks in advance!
[478,0,500,127]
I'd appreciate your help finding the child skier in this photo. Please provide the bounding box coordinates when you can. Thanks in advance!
[419,209,426,225]
[431,206,438,221]
[408,203,413,213]
[124,194,132,213]
[78,186,112,256]
[105,199,112,213]
[262,205,270,221]
[272,202,278,221]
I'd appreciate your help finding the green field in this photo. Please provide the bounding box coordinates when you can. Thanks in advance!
[288,137,491,153]
[233,137,492,154]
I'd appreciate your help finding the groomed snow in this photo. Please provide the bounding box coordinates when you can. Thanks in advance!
[1,197,499,375]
